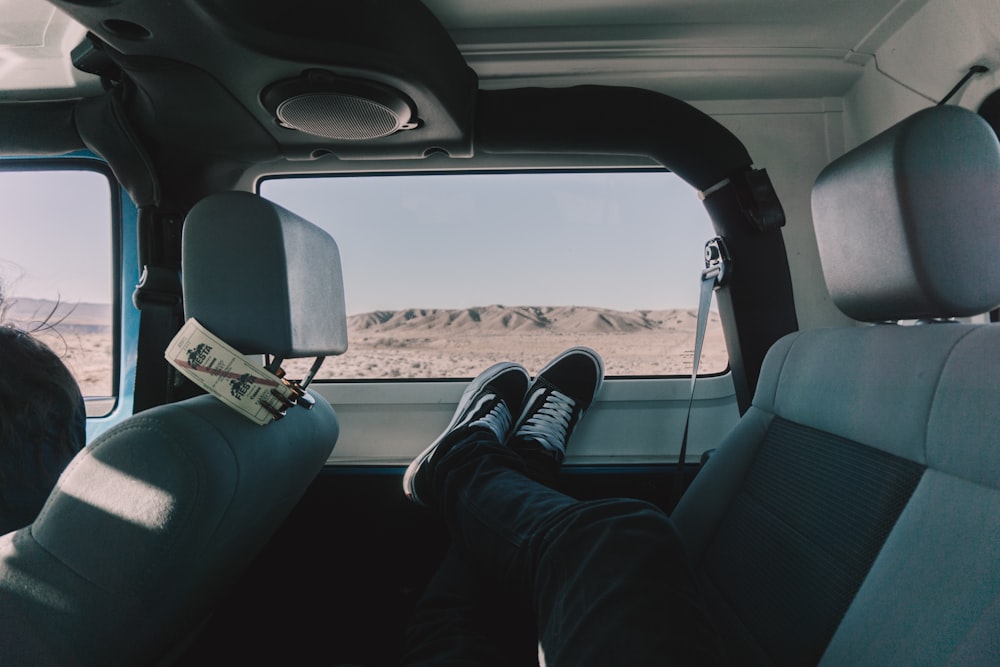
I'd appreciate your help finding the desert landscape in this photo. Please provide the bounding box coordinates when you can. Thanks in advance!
[298,305,728,380]
[4,298,116,397]
[4,300,728,396]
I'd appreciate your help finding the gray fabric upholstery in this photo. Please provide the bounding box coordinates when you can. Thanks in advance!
[673,105,1000,665]
[183,191,348,358]
[0,193,344,666]
[812,105,1000,321]
[820,324,1000,665]
[0,396,338,666]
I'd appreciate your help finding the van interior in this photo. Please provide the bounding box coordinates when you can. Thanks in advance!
[1,0,1000,664]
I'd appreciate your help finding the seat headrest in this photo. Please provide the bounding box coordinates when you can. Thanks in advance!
[182,191,348,358]
[812,105,1000,322]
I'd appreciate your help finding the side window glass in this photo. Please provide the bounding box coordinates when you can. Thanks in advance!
[261,171,726,380]
[0,166,115,413]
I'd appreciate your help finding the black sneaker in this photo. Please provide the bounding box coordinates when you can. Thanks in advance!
[403,361,530,507]
[509,347,605,468]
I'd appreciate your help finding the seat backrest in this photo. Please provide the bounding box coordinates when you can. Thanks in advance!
[0,192,347,666]
[672,105,1000,665]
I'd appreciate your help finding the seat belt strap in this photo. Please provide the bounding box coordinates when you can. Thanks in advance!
[132,206,185,413]
[132,265,183,413]
[670,237,728,509]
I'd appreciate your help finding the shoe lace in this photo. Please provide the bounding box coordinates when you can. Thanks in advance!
[470,394,514,443]
[514,389,576,455]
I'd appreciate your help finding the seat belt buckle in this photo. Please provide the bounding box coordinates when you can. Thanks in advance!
[703,237,731,288]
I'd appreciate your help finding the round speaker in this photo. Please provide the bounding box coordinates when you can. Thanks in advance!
[263,74,416,141]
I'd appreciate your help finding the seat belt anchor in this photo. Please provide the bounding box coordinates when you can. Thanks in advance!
[703,237,731,288]
[133,265,182,310]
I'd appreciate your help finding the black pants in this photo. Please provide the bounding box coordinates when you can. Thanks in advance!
[402,428,727,667]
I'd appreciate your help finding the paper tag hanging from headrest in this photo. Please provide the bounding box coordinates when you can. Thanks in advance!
[165,317,299,425]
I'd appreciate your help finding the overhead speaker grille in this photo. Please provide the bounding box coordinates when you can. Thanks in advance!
[277,93,402,140]
[264,73,416,141]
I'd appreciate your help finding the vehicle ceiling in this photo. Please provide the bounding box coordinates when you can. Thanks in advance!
[1,0,932,203]
[4,0,926,102]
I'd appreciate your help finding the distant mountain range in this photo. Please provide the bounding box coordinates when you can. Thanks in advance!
[3,297,112,334]
[349,305,713,335]
[3,300,714,337]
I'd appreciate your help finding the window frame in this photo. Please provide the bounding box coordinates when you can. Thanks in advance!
[257,167,730,382]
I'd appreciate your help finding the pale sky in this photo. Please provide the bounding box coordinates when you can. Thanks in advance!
[0,168,112,305]
[1,168,716,314]
[261,170,715,314]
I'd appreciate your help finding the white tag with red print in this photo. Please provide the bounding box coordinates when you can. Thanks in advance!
[165,317,297,425]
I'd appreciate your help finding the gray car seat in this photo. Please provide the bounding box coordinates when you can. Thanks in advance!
[672,104,1000,665]
[0,192,347,666]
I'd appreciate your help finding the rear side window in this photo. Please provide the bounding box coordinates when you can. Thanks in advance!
[0,165,116,412]
[261,170,726,380]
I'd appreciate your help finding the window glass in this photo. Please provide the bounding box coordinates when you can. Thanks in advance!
[260,171,726,379]
[0,167,115,401]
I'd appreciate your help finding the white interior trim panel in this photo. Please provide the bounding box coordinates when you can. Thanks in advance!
[313,373,740,466]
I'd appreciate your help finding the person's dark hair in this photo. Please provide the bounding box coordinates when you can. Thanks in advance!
[0,323,86,533]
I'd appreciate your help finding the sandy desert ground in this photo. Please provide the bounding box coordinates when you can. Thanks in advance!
[6,302,728,396]
[230,305,730,384]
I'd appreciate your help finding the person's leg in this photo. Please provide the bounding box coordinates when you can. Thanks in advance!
[437,440,725,667]
[405,349,726,667]
[402,361,538,666]
[402,544,538,667]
